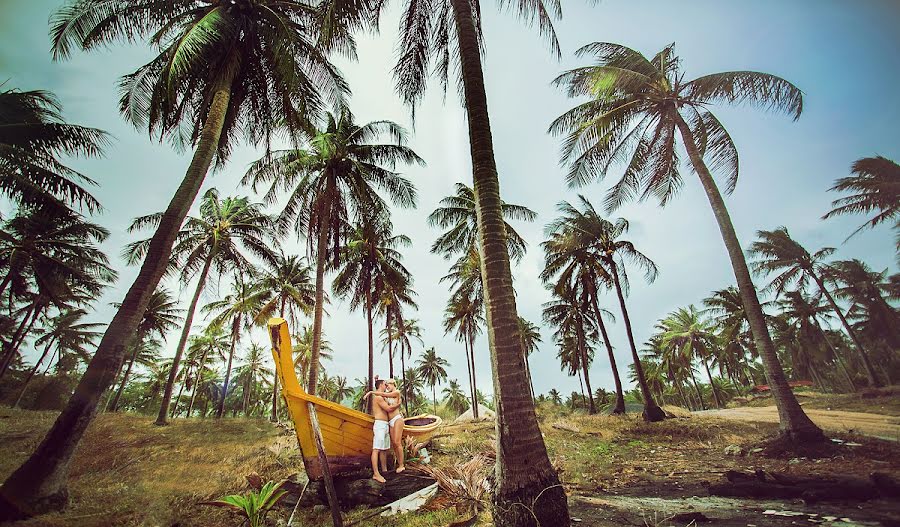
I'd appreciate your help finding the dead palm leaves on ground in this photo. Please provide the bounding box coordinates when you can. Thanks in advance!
[419,454,492,519]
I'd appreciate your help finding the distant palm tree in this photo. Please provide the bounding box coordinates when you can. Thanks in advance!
[428,183,536,262]
[234,342,272,416]
[182,323,230,418]
[3,1,355,513]
[203,277,268,418]
[245,106,422,396]
[400,367,425,412]
[292,325,333,390]
[517,317,542,399]
[0,88,106,214]
[127,189,277,425]
[389,318,423,414]
[543,283,597,414]
[443,289,484,419]
[441,380,469,416]
[377,281,418,378]
[750,227,879,387]
[417,347,449,412]
[334,216,412,411]
[551,42,822,442]
[823,156,899,255]
[658,306,723,408]
[826,259,900,352]
[546,197,662,420]
[548,389,563,406]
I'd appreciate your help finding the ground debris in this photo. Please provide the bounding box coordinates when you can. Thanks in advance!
[708,470,900,503]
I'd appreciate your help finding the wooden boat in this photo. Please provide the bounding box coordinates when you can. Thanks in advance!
[268,318,443,480]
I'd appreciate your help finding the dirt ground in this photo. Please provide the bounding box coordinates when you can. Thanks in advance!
[696,406,900,441]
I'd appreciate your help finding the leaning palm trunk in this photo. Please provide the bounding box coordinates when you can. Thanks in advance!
[607,260,664,421]
[467,330,479,419]
[589,290,626,414]
[186,347,212,417]
[170,363,191,418]
[810,273,879,387]
[700,354,722,408]
[575,320,596,414]
[13,339,56,408]
[449,0,568,524]
[365,287,375,414]
[0,79,233,520]
[156,252,214,425]
[688,367,706,410]
[675,115,823,442]
[812,320,855,392]
[217,316,241,418]
[0,303,40,381]
[307,181,334,396]
[463,332,477,417]
[109,344,140,412]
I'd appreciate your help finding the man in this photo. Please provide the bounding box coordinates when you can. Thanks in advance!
[370,378,400,483]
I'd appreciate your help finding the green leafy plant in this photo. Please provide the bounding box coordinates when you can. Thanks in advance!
[202,480,287,527]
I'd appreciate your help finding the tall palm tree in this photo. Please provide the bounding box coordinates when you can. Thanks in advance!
[0,88,105,214]
[391,0,569,520]
[245,106,422,396]
[389,318,423,414]
[203,277,268,418]
[823,156,899,255]
[234,342,272,416]
[333,215,411,411]
[749,227,879,387]
[443,287,484,420]
[428,182,536,261]
[658,306,723,408]
[0,0,353,519]
[183,323,230,417]
[127,189,277,425]
[292,325,333,390]
[517,317,542,400]
[550,42,822,443]
[0,0,355,516]
[546,197,662,420]
[543,283,597,414]
[826,259,900,352]
[417,347,449,412]
[377,281,418,378]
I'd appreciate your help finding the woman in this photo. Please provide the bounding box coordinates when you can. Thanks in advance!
[365,379,405,473]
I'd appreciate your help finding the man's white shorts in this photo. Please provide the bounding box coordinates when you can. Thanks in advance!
[373,420,390,450]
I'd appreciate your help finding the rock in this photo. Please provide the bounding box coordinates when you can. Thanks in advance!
[453,404,496,423]
[724,445,744,456]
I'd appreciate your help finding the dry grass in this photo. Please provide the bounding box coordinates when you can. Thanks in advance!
[733,386,900,416]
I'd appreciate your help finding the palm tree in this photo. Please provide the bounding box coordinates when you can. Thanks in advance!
[749,227,879,387]
[543,283,597,414]
[126,189,276,425]
[252,252,315,421]
[245,106,422,396]
[292,325,333,390]
[377,281,418,378]
[417,347,449,412]
[428,182,536,261]
[333,215,412,411]
[183,324,230,417]
[547,389,563,406]
[546,197,662,420]
[442,379,469,415]
[517,317,542,400]
[203,276,268,418]
[0,88,105,214]
[443,288,484,420]
[826,259,900,352]
[108,288,183,412]
[399,367,425,412]
[388,318,423,415]
[823,156,899,255]
[13,309,104,407]
[1,0,355,515]
[234,342,271,416]
[550,42,822,443]
[391,0,569,519]
[658,306,723,408]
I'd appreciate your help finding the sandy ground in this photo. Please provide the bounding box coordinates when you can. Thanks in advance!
[696,406,900,441]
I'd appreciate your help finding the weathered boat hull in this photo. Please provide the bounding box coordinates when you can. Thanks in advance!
[268,318,442,480]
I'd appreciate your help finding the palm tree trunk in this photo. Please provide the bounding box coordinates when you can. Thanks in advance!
[462,333,476,417]
[13,339,56,408]
[432,384,437,414]
[109,343,139,412]
[217,316,240,418]
[700,354,722,408]
[307,178,335,397]
[577,371,586,408]
[607,259,664,421]
[525,355,535,401]
[675,114,823,443]
[0,77,233,520]
[156,252,214,425]
[467,330,479,419]
[185,346,210,418]
[386,310,394,378]
[271,298,287,422]
[575,319,596,414]
[810,273,879,387]
[688,367,706,410]
[589,289,626,414]
[449,2,568,522]
[0,302,38,381]
[812,319,855,392]
[400,344,410,415]
[170,364,190,418]
[365,285,375,414]
[0,268,16,300]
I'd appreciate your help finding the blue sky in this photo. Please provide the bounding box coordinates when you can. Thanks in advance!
[1,0,897,400]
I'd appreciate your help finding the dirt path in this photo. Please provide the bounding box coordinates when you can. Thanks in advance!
[696,406,900,441]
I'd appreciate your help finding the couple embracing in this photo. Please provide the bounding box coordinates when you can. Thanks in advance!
[365,378,405,483]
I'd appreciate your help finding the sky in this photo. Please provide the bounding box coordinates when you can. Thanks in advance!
[1,0,897,401]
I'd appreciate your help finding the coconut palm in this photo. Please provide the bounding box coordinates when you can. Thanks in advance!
[183,324,230,417]
[550,42,822,443]
[546,197,662,420]
[292,325,333,390]
[417,347,449,412]
[428,183,536,261]
[547,389,562,406]
[203,277,268,418]
[391,0,569,519]
[517,317,542,399]
[823,156,899,255]
[333,215,412,411]
[749,227,879,387]
[443,287,484,420]
[658,306,723,408]
[233,342,271,416]
[826,259,900,352]
[244,106,422,396]
[442,379,469,415]
[0,88,106,214]
[389,317,423,414]
[126,189,277,425]
[2,0,355,514]
[543,283,597,414]
[377,281,418,379]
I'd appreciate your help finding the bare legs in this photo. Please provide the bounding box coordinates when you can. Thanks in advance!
[391,417,406,473]
[371,449,386,483]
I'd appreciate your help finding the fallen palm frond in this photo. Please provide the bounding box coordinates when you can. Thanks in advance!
[418,454,492,517]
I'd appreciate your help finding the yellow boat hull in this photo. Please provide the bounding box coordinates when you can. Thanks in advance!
[268,318,442,480]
